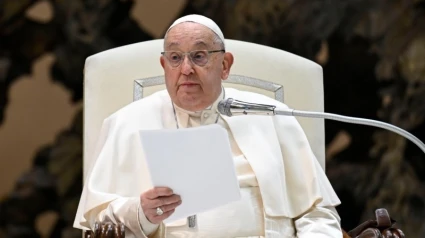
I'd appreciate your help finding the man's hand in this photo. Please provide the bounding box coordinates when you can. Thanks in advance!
[140,187,182,224]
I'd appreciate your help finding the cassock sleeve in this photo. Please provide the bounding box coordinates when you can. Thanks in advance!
[73,113,161,237]
[294,206,343,238]
[84,197,160,237]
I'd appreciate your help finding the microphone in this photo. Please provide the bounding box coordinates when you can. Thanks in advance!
[217,98,277,116]
[217,98,425,154]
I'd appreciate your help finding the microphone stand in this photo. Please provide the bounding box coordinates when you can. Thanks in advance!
[277,108,425,154]
[218,98,425,154]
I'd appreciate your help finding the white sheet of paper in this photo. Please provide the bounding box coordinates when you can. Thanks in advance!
[139,124,241,224]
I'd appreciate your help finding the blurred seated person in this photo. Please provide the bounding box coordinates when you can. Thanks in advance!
[74,14,342,238]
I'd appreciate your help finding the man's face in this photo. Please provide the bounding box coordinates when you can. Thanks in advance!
[160,22,233,111]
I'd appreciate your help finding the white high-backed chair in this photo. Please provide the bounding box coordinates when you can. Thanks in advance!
[83,39,325,179]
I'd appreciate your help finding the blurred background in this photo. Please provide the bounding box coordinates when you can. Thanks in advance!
[0,0,424,237]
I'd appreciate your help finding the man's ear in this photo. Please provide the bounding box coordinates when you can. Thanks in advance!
[160,56,166,69]
[221,52,234,80]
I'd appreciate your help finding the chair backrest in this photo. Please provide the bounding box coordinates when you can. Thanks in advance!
[83,39,325,178]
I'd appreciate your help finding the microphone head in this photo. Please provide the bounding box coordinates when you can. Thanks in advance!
[218,98,276,116]
[217,98,234,116]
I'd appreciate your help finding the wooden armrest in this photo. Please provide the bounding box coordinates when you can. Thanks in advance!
[83,222,125,238]
[345,208,405,238]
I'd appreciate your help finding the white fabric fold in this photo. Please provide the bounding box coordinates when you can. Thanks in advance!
[294,206,343,238]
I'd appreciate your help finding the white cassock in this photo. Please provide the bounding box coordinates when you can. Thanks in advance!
[74,87,342,238]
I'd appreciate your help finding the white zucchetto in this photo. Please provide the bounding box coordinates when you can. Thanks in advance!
[166,14,225,48]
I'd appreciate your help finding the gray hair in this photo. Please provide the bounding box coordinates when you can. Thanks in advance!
[212,33,225,50]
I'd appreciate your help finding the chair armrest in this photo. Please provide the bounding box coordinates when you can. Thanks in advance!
[346,208,405,238]
[83,222,125,238]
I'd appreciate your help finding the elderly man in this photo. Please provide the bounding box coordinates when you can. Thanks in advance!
[74,15,342,237]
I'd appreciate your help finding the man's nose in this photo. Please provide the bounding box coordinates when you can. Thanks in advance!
[180,55,194,75]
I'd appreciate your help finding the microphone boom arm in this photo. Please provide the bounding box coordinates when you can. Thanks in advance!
[275,108,425,154]
[218,98,425,154]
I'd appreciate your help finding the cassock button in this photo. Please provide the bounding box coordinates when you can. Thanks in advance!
[203,113,209,118]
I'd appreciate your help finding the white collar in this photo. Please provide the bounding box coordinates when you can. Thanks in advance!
[173,88,224,128]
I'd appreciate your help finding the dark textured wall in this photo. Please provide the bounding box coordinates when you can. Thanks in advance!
[0,0,424,237]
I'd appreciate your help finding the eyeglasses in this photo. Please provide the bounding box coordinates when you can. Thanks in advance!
[161,49,225,67]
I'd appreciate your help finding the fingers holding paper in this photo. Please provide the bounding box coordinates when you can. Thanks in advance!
[140,187,182,224]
